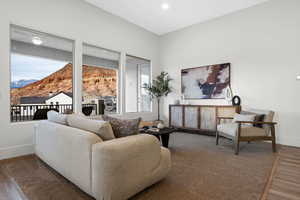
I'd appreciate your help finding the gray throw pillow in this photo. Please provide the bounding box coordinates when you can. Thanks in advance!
[102,115,141,138]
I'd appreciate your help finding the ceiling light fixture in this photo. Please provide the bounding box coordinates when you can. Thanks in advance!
[32,37,43,45]
[161,3,170,10]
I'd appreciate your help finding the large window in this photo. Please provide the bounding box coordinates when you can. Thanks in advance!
[125,55,151,113]
[82,44,120,115]
[9,25,153,122]
[10,25,74,122]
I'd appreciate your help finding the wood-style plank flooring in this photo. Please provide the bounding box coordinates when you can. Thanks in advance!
[0,142,299,200]
[264,146,300,200]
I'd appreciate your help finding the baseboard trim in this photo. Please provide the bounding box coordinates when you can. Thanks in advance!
[0,144,34,160]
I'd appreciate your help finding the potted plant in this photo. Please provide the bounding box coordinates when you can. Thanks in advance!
[144,72,172,122]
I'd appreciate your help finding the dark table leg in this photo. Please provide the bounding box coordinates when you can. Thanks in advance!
[160,134,170,148]
[154,135,160,141]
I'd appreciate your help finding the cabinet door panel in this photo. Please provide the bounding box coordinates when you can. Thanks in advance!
[170,106,183,127]
[184,107,198,128]
[200,107,216,131]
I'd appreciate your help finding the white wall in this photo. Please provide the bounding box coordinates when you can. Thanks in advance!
[160,0,300,147]
[0,0,160,159]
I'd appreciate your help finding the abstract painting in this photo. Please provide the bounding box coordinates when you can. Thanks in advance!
[181,63,230,99]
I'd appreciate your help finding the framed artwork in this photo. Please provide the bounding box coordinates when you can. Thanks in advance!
[181,63,230,99]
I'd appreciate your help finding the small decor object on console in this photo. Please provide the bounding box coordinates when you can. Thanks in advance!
[232,95,241,106]
[181,63,230,99]
[174,99,180,105]
[157,121,165,129]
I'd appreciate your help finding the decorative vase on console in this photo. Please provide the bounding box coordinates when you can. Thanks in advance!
[225,86,233,105]
[157,121,165,129]
[181,94,188,105]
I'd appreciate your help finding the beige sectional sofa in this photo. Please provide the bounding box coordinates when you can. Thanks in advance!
[34,120,171,200]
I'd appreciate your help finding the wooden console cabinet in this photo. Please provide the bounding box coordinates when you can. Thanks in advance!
[169,105,241,135]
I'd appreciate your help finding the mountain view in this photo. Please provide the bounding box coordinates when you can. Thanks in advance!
[11,79,39,89]
[10,63,117,105]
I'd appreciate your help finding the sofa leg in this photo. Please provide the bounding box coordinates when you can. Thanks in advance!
[234,140,240,155]
[216,132,219,145]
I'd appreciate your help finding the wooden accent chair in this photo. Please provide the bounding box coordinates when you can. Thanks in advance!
[216,108,277,155]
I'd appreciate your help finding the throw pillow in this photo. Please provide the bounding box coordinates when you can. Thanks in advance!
[47,110,68,125]
[102,115,141,138]
[67,115,115,141]
[241,111,265,128]
[233,113,256,127]
[253,114,265,128]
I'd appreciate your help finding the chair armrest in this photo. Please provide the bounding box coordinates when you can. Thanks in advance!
[235,121,277,125]
[217,117,234,119]
[91,134,170,200]
[217,117,234,124]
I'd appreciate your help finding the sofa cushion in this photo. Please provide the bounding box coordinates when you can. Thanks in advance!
[102,115,141,138]
[47,111,68,125]
[67,115,115,141]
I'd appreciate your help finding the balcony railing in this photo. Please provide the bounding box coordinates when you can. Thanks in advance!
[11,104,97,122]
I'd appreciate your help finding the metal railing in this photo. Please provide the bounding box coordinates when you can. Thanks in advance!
[10,104,97,122]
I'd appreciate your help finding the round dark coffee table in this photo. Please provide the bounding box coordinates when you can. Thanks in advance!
[140,127,177,148]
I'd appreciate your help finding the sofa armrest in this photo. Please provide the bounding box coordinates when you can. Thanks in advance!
[91,134,171,200]
[35,120,103,195]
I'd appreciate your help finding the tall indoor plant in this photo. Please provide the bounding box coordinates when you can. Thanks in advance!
[144,72,172,121]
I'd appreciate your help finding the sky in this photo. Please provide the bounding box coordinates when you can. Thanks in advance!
[11,53,68,82]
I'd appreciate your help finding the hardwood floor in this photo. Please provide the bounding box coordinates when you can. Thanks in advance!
[263,146,300,200]
[0,156,94,200]
[0,144,299,200]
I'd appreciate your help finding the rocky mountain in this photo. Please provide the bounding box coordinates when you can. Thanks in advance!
[11,64,117,104]
[11,79,39,89]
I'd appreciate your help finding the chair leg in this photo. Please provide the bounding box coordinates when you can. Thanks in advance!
[234,139,240,155]
[216,131,219,145]
[271,125,277,153]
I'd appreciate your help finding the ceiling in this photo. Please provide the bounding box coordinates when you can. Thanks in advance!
[84,0,269,35]
[11,25,120,61]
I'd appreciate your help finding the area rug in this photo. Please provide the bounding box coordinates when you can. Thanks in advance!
[131,132,277,200]
[0,132,276,200]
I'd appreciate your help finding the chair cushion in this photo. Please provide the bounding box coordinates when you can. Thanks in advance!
[217,123,238,136]
[241,111,265,128]
[217,123,267,137]
[233,113,256,127]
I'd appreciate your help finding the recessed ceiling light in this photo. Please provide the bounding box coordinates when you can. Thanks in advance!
[161,3,170,10]
[32,37,43,45]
